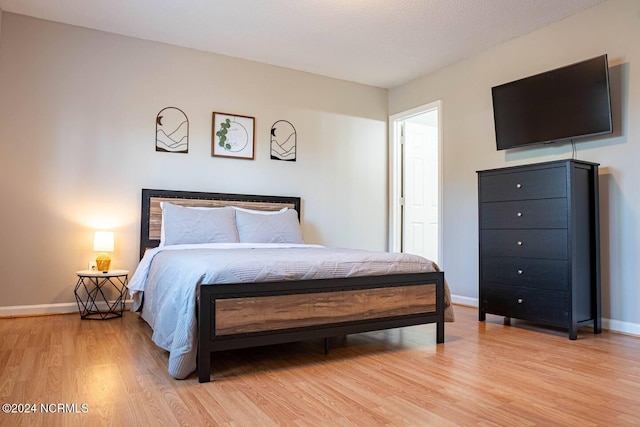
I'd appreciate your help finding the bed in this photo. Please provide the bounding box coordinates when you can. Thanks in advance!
[130,189,452,382]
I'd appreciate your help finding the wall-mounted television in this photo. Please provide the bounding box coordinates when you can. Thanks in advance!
[492,54,612,151]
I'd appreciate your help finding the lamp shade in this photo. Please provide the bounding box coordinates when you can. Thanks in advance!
[93,231,114,252]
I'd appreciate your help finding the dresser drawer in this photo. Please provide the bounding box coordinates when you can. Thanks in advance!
[479,167,567,202]
[481,229,567,259]
[481,257,569,291]
[480,198,568,229]
[481,284,568,326]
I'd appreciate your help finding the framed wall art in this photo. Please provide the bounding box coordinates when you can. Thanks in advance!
[270,120,297,161]
[212,112,255,159]
[156,107,189,153]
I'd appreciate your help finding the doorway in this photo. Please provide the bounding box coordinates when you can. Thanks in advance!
[389,101,442,264]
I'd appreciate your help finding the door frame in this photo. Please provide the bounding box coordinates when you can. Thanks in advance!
[388,101,443,264]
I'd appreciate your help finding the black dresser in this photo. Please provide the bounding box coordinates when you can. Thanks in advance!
[477,159,601,339]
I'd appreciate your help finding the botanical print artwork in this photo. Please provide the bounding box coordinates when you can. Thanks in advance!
[270,120,297,161]
[216,118,247,152]
[156,107,189,153]
[212,113,255,159]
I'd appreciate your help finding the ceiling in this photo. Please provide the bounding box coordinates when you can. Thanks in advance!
[0,0,605,88]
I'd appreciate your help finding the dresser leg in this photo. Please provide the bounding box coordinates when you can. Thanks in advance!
[569,327,578,340]
[593,318,602,334]
[479,310,486,322]
[503,317,511,326]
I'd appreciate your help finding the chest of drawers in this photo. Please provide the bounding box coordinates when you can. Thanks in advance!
[477,159,601,339]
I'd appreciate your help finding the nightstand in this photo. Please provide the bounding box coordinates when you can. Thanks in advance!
[74,270,129,320]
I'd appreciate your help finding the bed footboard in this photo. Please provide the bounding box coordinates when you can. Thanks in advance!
[197,272,445,383]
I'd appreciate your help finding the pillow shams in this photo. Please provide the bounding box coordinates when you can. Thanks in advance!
[235,209,304,243]
[162,203,239,245]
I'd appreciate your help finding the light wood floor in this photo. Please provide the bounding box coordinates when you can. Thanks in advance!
[1,305,639,426]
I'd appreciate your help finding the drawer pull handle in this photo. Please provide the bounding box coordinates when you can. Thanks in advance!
[517,299,523,304]
[517,241,523,246]
[516,183,522,189]
[517,269,523,275]
[517,212,523,217]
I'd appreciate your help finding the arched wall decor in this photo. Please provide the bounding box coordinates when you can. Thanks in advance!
[156,107,189,153]
[270,120,297,161]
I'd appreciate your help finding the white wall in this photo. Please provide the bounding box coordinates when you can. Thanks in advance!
[0,13,388,310]
[390,0,640,332]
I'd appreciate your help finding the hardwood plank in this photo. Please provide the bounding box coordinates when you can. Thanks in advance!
[1,306,640,426]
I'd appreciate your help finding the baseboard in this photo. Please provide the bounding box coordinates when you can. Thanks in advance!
[451,295,478,307]
[4,297,640,338]
[602,318,640,337]
[450,294,640,337]
[0,301,134,318]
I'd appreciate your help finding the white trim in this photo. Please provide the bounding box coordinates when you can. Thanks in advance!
[388,101,443,264]
[451,295,478,307]
[388,118,402,252]
[436,102,444,265]
[3,299,638,337]
[0,300,134,317]
[603,318,640,337]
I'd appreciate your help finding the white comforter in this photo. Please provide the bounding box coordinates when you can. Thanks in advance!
[128,243,441,379]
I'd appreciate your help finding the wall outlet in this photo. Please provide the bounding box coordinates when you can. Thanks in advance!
[88,261,97,271]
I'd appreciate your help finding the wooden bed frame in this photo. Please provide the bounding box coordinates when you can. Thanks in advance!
[140,189,446,382]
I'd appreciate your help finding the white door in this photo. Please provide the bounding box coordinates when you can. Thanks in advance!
[389,102,441,265]
[403,112,439,263]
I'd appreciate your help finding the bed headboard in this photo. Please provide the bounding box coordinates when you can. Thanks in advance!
[140,189,302,258]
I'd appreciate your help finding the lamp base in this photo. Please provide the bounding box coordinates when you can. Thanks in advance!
[96,253,111,273]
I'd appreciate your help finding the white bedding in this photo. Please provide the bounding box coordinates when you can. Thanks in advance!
[128,243,443,379]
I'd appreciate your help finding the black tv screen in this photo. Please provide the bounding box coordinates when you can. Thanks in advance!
[492,55,612,150]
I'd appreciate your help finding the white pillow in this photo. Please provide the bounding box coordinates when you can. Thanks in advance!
[160,202,222,245]
[161,203,239,245]
[235,209,303,243]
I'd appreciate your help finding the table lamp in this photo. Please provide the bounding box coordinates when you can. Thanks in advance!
[93,231,114,273]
